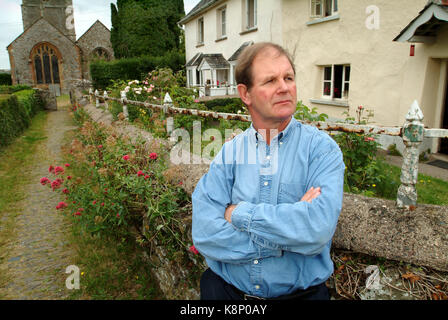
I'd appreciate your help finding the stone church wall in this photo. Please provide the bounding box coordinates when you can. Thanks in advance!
[76,22,114,80]
[8,19,82,94]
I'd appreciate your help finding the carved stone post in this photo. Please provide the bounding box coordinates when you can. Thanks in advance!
[89,88,93,104]
[397,100,425,208]
[120,90,129,120]
[95,89,99,107]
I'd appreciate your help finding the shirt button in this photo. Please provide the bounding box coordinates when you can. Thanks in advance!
[254,260,259,264]
[280,142,283,145]
[255,285,260,290]
[264,181,269,186]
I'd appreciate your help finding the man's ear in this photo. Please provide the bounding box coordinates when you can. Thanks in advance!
[237,84,251,107]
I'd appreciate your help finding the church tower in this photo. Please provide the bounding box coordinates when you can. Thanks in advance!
[21,0,76,41]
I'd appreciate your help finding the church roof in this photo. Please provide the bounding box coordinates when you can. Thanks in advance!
[76,20,111,43]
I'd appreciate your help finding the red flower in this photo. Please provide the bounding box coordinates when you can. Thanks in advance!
[74,211,82,216]
[137,170,144,177]
[67,176,72,180]
[122,155,130,161]
[54,166,64,175]
[64,163,70,167]
[144,174,150,180]
[56,201,68,210]
[149,152,158,160]
[101,202,105,206]
[62,188,69,194]
[48,165,54,173]
[116,213,120,218]
[93,200,97,205]
[189,245,199,255]
[40,177,50,185]
[51,178,63,190]
[364,137,375,142]
[98,145,103,149]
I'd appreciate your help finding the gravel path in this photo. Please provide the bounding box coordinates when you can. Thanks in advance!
[0,103,78,299]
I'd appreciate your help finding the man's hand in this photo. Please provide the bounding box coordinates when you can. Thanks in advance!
[224,204,237,223]
[301,187,321,203]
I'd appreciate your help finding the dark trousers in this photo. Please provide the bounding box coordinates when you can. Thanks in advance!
[200,268,330,300]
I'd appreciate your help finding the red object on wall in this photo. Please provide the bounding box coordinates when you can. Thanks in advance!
[410,44,415,56]
[442,0,448,6]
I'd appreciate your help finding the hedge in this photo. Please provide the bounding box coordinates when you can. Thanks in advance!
[90,50,185,90]
[0,89,45,148]
[0,84,32,94]
[0,73,12,85]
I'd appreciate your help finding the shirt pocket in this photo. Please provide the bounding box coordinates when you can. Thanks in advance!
[278,182,306,204]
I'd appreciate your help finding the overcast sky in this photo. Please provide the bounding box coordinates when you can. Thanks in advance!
[0,0,201,69]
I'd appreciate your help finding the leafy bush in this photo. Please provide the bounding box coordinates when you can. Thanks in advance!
[90,51,185,90]
[0,84,32,94]
[294,100,328,122]
[0,73,12,85]
[0,89,44,148]
[204,98,247,114]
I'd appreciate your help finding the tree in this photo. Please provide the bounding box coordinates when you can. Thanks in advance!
[110,0,185,58]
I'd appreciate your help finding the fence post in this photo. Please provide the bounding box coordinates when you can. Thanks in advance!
[120,90,129,120]
[397,100,425,209]
[95,89,99,107]
[89,88,93,104]
[103,91,108,110]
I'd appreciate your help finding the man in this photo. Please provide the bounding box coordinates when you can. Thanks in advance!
[192,42,345,300]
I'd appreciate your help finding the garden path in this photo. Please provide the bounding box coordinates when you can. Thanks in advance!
[0,99,78,299]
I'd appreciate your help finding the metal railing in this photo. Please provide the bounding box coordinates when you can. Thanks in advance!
[90,89,448,209]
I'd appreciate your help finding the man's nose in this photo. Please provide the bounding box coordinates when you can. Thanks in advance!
[277,79,289,92]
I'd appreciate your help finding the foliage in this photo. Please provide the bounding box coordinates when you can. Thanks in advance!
[110,0,185,59]
[332,106,385,193]
[294,100,328,122]
[0,84,32,94]
[0,89,44,149]
[0,73,12,85]
[90,51,186,90]
[387,143,402,157]
[204,98,247,114]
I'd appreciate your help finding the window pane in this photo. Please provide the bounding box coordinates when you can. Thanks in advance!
[323,81,331,96]
[43,53,51,84]
[333,0,338,12]
[345,66,350,81]
[51,55,60,83]
[222,10,226,36]
[324,67,332,81]
[343,83,349,98]
[248,0,255,28]
[325,0,332,16]
[333,65,343,98]
[34,55,43,84]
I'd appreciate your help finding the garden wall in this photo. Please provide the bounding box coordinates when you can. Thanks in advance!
[83,103,448,299]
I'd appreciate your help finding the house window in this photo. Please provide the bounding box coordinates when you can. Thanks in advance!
[311,0,338,18]
[217,7,226,38]
[198,17,204,44]
[323,64,350,99]
[245,0,257,30]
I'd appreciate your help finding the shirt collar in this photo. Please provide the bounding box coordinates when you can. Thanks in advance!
[250,116,296,143]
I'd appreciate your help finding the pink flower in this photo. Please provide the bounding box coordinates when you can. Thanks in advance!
[116,213,120,218]
[101,202,105,207]
[48,165,54,173]
[64,163,70,167]
[189,245,199,255]
[56,202,68,210]
[149,153,158,160]
[98,145,103,149]
[62,188,69,194]
[67,176,72,180]
[194,99,199,103]
[122,155,130,161]
[364,137,375,142]
[51,178,63,190]
[40,177,50,185]
[144,174,150,180]
[93,200,97,205]
[74,211,82,216]
[54,166,64,175]
[137,170,144,177]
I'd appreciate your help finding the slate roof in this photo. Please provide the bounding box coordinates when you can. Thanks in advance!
[200,54,229,69]
[228,41,254,61]
[179,0,223,24]
[186,52,204,67]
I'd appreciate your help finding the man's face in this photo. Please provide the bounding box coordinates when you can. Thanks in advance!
[238,47,297,129]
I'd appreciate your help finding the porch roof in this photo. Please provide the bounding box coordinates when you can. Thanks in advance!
[228,41,254,61]
[394,0,448,43]
[198,54,229,70]
[186,52,203,67]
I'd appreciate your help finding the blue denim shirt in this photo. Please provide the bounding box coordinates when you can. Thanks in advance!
[192,118,345,298]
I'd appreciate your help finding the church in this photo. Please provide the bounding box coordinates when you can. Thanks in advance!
[7,0,114,96]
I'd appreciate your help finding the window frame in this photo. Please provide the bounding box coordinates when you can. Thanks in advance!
[245,0,257,30]
[217,6,227,39]
[322,64,350,100]
[310,0,338,19]
[197,17,204,45]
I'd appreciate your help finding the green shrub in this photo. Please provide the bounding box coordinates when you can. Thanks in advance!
[0,73,12,85]
[0,89,44,148]
[0,84,32,94]
[204,98,246,114]
[90,51,185,90]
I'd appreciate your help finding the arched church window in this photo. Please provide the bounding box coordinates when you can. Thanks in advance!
[31,43,61,84]
[90,47,111,61]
